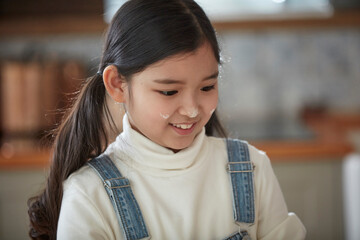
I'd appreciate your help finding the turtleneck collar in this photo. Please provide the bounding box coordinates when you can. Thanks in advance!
[109,114,208,176]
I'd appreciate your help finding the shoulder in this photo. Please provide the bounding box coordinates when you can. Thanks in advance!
[206,137,270,166]
[247,142,271,168]
[63,162,103,196]
[205,136,274,181]
[58,162,119,239]
[206,136,227,150]
[241,140,274,181]
[60,160,119,227]
[205,136,228,160]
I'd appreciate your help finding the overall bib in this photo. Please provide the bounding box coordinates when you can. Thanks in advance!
[88,139,255,240]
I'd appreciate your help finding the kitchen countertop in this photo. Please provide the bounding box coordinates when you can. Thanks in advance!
[251,112,359,161]
[0,112,359,169]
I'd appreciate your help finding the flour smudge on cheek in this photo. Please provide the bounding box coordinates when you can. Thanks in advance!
[160,113,170,119]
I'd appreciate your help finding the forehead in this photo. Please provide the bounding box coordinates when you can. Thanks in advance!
[131,43,219,82]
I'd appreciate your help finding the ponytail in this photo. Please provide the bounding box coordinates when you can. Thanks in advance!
[27,74,114,239]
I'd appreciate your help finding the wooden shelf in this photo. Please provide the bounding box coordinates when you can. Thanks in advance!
[0,0,104,36]
[0,15,107,36]
[252,140,353,162]
[252,112,360,162]
[1,10,360,36]
[0,138,353,169]
[1,112,358,169]
[213,10,360,30]
[240,112,358,162]
[0,149,50,169]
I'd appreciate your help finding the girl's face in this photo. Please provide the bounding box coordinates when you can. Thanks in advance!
[123,43,219,152]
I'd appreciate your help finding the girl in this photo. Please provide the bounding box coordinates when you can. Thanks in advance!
[28,0,306,239]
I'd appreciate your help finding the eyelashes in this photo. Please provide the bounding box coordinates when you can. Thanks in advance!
[158,85,216,96]
[160,90,178,96]
[201,85,215,92]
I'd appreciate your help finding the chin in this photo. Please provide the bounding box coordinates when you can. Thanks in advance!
[167,139,194,153]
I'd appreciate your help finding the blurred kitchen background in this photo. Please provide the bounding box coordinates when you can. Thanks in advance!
[1,0,360,239]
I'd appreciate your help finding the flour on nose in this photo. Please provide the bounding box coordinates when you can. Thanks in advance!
[160,113,170,119]
[187,108,199,118]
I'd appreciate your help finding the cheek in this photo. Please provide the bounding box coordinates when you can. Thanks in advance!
[160,112,170,119]
[158,102,177,120]
[127,89,156,120]
[141,96,174,121]
[204,92,218,116]
[129,88,173,123]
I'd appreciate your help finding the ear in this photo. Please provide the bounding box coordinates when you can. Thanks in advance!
[102,65,128,103]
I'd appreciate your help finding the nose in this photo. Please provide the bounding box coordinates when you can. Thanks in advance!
[178,94,199,118]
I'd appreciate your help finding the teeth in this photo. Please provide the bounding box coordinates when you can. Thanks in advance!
[171,123,193,129]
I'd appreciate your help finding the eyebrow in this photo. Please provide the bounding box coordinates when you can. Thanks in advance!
[153,71,219,84]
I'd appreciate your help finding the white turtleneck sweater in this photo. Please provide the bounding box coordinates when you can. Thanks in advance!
[57,115,306,240]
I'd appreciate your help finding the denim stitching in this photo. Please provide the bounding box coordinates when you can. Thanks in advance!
[113,188,132,239]
[227,140,240,221]
[223,230,251,240]
[126,185,149,235]
[232,140,240,221]
[238,142,245,221]
[242,142,255,223]
[88,155,149,240]
[226,139,255,224]
[242,142,254,223]
[103,185,129,239]
[89,157,132,239]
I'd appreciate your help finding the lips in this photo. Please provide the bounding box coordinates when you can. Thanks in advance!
[170,123,194,129]
[170,122,197,135]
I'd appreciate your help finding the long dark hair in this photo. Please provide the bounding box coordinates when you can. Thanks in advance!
[28,0,226,239]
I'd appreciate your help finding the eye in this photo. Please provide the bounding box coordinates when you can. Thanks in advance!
[201,85,215,92]
[159,90,178,96]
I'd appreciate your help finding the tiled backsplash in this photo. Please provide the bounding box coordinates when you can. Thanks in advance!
[1,28,359,126]
[217,28,360,123]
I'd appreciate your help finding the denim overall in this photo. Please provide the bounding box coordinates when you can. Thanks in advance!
[88,139,255,240]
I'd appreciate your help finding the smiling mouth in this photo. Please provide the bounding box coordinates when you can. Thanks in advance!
[170,123,194,129]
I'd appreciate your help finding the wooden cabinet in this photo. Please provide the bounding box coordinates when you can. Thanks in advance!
[0,0,106,35]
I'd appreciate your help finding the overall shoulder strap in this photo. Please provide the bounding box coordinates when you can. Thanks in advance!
[226,139,255,224]
[87,155,149,240]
